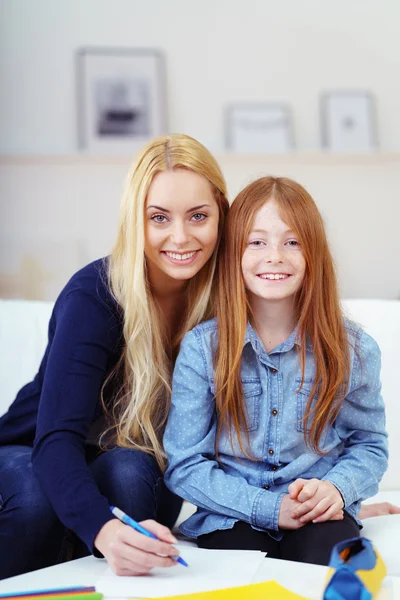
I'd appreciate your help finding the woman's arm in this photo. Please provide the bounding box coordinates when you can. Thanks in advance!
[359,502,400,519]
[164,329,285,532]
[32,289,122,550]
[32,288,182,573]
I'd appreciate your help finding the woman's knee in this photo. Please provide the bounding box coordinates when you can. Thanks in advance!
[0,446,59,531]
[0,447,66,578]
[91,448,161,488]
[90,448,162,518]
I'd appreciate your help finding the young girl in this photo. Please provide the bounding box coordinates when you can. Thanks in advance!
[0,134,229,579]
[164,176,388,565]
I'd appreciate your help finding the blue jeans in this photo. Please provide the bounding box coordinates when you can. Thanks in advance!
[0,445,182,580]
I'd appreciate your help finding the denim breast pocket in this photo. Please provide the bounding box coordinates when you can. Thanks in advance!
[241,378,262,431]
[295,377,316,433]
[211,377,262,432]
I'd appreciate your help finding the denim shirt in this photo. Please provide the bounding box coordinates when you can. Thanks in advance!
[163,318,388,539]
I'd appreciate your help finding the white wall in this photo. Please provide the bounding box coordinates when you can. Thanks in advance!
[1,1,400,301]
[1,0,400,153]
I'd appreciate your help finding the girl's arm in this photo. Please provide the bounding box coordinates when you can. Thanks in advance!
[164,329,285,532]
[322,330,388,507]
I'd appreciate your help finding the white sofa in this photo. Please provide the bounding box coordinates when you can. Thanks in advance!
[1,299,400,575]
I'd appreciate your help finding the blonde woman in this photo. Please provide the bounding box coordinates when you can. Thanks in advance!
[0,134,229,580]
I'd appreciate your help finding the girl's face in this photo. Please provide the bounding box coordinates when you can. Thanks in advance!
[242,199,306,305]
[145,169,220,284]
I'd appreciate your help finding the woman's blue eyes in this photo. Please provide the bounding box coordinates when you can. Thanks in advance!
[152,214,168,223]
[150,213,207,223]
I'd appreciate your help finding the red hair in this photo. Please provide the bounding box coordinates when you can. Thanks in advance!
[214,177,350,456]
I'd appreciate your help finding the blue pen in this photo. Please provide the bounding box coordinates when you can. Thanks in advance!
[110,505,188,567]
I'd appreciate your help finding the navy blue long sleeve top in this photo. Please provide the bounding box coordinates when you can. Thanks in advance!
[0,258,125,552]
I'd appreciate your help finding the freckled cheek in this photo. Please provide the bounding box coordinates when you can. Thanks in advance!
[241,253,257,274]
[296,258,307,279]
[241,257,254,286]
[293,265,306,290]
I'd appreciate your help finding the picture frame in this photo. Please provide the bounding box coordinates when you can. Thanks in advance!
[321,91,377,152]
[225,103,294,153]
[77,48,167,153]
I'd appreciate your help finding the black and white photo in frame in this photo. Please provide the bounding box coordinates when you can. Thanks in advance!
[77,48,166,152]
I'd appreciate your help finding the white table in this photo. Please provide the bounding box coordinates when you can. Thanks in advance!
[0,555,398,599]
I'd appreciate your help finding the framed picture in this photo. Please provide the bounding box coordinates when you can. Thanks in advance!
[77,48,166,152]
[321,91,377,152]
[225,103,294,153]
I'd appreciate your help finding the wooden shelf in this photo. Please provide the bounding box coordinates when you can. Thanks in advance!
[1,151,400,166]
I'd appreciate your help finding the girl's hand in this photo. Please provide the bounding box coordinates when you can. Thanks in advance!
[288,478,344,524]
[94,518,180,576]
[278,494,307,529]
[278,493,344,529]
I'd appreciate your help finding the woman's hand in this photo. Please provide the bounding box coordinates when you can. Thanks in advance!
[288,478,344,524]
[94,518,180,576]
[359,502,400,519]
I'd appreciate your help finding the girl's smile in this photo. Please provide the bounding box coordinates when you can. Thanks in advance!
[257,272,292,280]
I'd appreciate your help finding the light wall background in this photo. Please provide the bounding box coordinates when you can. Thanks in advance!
[1,0,399,300]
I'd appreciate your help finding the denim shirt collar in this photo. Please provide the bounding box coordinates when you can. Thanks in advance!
[244,321,312,356]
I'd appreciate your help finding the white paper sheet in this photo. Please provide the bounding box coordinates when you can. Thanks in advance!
[95,546,266,598]
[389,576,400,599]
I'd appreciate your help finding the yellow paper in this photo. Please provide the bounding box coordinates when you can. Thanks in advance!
[130,580,309,600]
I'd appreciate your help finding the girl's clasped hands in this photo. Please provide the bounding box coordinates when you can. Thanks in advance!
[279,478,344,529]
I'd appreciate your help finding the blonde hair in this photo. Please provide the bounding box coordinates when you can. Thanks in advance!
[104,134,229,469]
[215,176,350,457]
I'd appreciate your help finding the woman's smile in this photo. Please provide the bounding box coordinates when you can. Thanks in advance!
[161,249,202,265]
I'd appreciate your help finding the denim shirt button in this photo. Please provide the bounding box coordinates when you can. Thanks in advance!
[271,408,278,416]
[271,465,278,471]
[270,368,278,374]
[268,448,274,455]
[263,484,270,490]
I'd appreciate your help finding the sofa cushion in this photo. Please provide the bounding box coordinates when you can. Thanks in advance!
[0,299,54,416]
